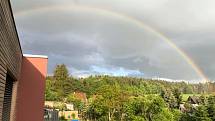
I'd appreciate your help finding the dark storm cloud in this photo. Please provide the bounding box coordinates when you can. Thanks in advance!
[11,0,215,81]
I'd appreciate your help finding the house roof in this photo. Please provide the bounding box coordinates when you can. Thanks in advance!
[74,91,87,103]
[188,96,200,104]
[23,54,48,59]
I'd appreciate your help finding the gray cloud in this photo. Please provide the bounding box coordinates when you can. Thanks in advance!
[11,0,215,81]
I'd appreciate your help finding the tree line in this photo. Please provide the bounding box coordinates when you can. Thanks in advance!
[45,64,215,121]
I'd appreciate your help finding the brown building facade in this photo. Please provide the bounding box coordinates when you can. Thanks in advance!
[0,0,48,121]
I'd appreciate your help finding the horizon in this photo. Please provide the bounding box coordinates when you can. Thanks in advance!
[47,69,213,84]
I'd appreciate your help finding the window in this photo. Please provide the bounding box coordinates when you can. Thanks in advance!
[2,74,14,121]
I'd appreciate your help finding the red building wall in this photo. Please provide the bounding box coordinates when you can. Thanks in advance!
[16,55,48,121]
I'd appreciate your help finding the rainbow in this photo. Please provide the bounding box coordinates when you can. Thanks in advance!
[14,5,209,82]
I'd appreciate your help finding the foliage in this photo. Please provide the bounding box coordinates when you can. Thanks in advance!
[45,64,215,121]
[124,95,172,121]
[59,116,67,121]
[45,79,58,101]
[67,94,84,111]
[171,109,182,121]
[53,64,72,98]
[54,103,67,111]
[194,105,212,121]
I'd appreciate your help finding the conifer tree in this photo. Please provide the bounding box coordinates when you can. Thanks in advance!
[53,64,71,99]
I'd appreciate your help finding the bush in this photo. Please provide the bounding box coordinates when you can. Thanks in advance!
[59,116,67,121]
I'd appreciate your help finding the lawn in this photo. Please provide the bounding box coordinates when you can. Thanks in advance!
[182,94,201,102]
[181,93,213,102]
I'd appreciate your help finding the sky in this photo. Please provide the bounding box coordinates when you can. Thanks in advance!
[11,0,215,82]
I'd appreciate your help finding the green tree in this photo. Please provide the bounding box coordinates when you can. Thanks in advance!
[207,95,215,120]
[194,105,211,121]
[53,64,71,99]
[86,84,129,121]
[180,113,195,121]
[125,95,173,121]
[45,79,59,101]
[67,94,84,111]
[161,88,177,109]
[173,88,182,108]
[171,109,182,121]
[153,108,174,121]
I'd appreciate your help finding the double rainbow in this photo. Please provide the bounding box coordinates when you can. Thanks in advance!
[14,5,209,83]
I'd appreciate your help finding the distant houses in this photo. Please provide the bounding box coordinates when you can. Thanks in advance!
[179,95,201,113]
[73,91,88,103]
[44,108,59,121]
[59,111,79,120]
[44,91,88,120]
[45,101,79,120]
[187,96,201,105]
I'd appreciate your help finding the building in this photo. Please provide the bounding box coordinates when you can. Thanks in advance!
[187,96,201,105]
[179,96,201,113]
[45,101,74,111]
[66,103,75,111]
[44,108,59,121]
[179,104,186,113]
[59,111,79,120]
[74,91,88,103]
[0,0,48,121]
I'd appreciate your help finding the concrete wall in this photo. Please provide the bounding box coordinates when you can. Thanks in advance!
[59,111,79,120]
[16,56,48,121]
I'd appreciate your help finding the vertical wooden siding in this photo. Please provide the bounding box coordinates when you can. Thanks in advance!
[0,0,22,120]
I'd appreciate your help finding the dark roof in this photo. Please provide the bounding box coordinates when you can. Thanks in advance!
[188,96,200,104]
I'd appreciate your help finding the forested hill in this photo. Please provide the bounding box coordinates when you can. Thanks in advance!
[76,76,215,96]
[45,64,215,121]
[45,64,215,101]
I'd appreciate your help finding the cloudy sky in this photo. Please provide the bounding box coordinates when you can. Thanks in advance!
[11,0,215,81]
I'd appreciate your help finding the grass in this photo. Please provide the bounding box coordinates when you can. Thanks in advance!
[181,94,212,102]
[182,94,201,102]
